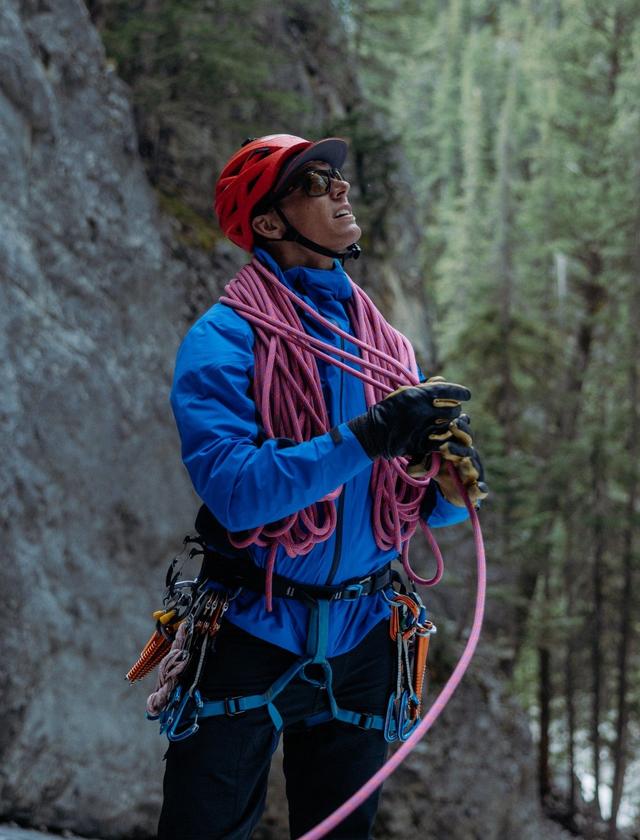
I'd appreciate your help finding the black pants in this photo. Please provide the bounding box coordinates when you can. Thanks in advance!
[158,617,395,840]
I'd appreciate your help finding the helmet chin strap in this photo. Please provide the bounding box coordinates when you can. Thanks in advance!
[273,206,361,263]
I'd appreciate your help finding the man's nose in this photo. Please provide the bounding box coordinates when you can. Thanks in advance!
[331,176,350,197]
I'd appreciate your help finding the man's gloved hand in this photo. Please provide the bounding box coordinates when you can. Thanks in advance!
[347,378,471,461]
[420,414,489,507]
[436,450,488,508]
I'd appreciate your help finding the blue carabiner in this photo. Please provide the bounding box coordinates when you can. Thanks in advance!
[383,693,399,743]
[158,685,183,735]
[166,689,204,742]
[397,690,421,742]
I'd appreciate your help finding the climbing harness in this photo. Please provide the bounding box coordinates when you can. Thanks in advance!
[128,537,433,743]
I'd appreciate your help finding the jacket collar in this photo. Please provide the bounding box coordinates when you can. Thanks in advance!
[254,247,353,303]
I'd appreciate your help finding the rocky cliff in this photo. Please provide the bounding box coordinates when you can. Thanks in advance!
[1,0,570,837]
[1,0,203,834]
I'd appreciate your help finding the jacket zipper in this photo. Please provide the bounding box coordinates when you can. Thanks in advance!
[327,329,345,585]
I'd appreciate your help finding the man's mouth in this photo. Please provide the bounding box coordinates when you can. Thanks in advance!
[334,207,354,219]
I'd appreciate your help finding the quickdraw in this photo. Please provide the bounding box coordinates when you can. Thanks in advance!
[126,537,205,684]
[383,589,436,743]
[125,537,238,741]
[153,590,232,742]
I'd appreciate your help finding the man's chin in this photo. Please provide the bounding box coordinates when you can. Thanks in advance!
[297,224,362,256]
[336,223,362,251]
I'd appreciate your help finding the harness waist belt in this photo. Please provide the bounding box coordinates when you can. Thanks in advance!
[197,549,397,602]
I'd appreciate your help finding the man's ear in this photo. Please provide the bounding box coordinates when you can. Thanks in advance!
[252,209,285,241]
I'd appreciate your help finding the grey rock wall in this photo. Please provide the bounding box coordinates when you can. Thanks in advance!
[1,1,574,838]
[0,0,208,835]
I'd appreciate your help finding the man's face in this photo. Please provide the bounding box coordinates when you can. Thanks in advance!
[276,160,361,252]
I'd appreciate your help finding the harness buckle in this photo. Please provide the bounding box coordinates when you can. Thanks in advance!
[224,696,246,717]
[339,581,366,601]
[355,712,376,730]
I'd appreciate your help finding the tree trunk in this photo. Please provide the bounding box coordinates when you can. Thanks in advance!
[608,419,636,838]
[608,132,640,840]
[538,638,552,801]
[538,569,552,801]
[589,433,605,819]
[563,516,577,822]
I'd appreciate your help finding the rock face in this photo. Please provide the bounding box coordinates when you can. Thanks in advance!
[1,1,571,838]
[0,0,216,834]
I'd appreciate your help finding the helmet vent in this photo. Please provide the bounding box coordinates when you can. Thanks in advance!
[247,147,271,161]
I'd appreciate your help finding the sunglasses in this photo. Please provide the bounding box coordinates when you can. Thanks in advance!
[283,167,346,198]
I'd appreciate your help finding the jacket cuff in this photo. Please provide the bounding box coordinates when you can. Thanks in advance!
[424,482,470,528]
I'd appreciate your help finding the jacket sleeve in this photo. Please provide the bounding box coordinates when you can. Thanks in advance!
[170,305,373,532]
[423,483,470,528]
[416,362,470,528]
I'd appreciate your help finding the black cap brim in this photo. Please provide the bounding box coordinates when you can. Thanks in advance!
[272,138,348,196]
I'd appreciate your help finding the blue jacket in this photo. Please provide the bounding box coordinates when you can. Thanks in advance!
[170,248,469,656]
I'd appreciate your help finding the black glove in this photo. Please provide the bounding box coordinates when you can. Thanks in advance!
[347,379,471,460]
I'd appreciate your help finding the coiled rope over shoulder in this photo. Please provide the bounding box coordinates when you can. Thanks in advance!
[219,258,443,610]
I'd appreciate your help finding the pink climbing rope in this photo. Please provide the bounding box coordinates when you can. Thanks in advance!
[219,258,444,609]
[299,464,486,839]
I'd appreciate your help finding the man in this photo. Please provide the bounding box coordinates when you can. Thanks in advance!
[159,134,486,839]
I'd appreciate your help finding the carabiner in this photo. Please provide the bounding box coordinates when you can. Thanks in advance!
[158,685,183,735]
[166,688,204,742]
[397,689,421,742]
[383,693,399,743]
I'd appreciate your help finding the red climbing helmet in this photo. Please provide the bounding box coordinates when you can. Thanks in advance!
[214,134,348,252]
